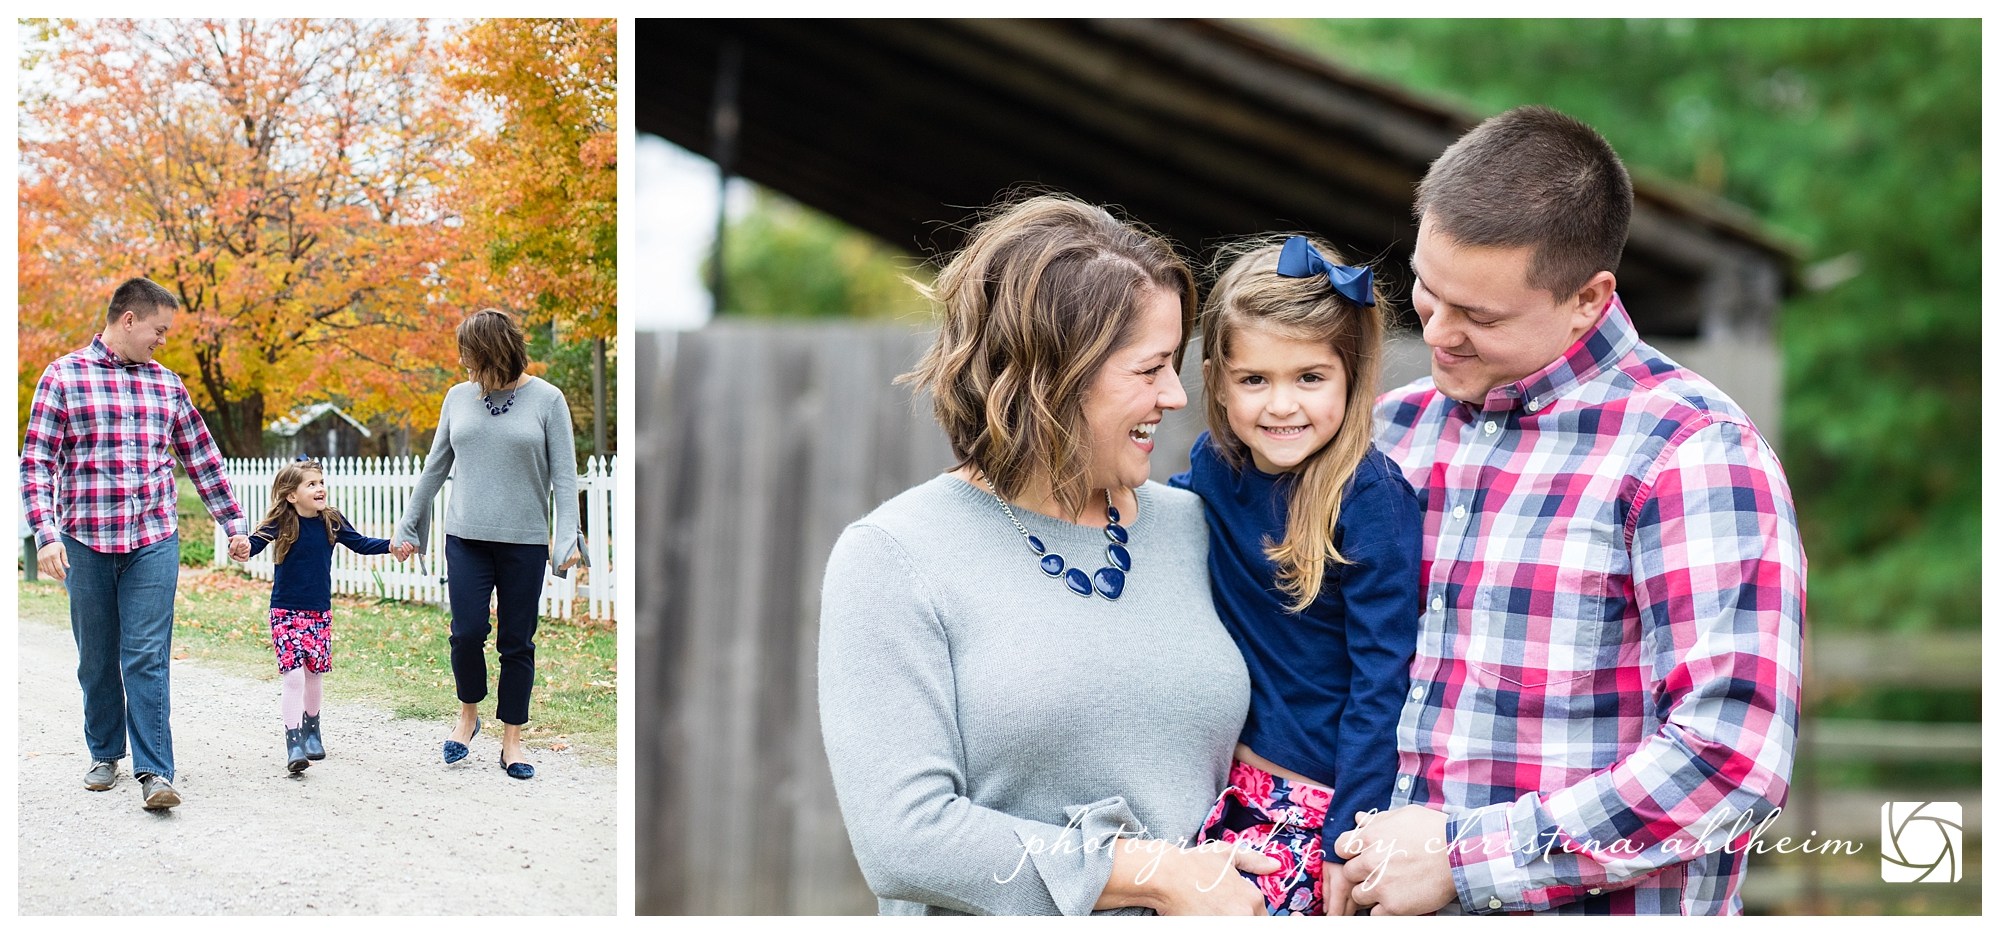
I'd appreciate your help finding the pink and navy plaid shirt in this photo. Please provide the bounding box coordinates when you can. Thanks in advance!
[1373,297,1805,915]
[21,335,246,553]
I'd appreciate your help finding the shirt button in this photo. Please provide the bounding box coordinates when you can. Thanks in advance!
[1410,685,1425,700]
[1483,421,1498,435]
[1588,888,1602,896]
[1488,897,1504,910]
[1430,595,1444,613]
[1526,400,1541,412]
[1452,504,1467,520]
[1397,775,1411,791]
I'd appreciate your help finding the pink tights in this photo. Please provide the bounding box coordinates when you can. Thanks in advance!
[282,668,324,729]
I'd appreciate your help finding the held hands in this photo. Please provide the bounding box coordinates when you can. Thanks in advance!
[1333,805,1458,916]
[1098,837,1280,915]
[390,541,418,562]
[36,541,69,581]
[227,534,251,563]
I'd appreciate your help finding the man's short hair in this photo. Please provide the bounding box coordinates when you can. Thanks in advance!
[107,277,181,323]
[1414,105,1633,298]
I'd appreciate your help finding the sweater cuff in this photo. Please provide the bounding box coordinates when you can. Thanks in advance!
[1014,795,1144,916]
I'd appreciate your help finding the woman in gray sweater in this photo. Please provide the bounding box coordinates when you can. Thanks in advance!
[393,309,582,780]
[818,197,1277,915]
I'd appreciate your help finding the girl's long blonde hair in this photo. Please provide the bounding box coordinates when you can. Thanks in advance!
[253,458,349,565]
[1200,236,1386,613]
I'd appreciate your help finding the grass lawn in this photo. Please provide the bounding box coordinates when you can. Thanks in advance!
[18,569,617,762]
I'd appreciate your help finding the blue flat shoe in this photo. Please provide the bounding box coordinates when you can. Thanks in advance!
[442,716,481,764]
[501,750,535,780]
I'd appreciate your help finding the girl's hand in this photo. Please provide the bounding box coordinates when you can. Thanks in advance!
[390,541,416,561]
[1097,838,1278,915]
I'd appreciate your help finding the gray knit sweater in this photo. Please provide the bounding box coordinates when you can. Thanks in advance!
[817,475,1251,916]
[394,377,581,571]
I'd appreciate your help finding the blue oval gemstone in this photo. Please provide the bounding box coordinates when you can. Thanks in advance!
[1105,543,1132,572]
[1040,553,1065,577]
[1026,534,1046,555]
[1093,567,1126,600]
[1064,567,1092,596]
[1104,523,1129,545]
[1105,505,1121,525]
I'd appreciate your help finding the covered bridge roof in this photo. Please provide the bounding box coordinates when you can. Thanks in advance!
[637,18,1799,338]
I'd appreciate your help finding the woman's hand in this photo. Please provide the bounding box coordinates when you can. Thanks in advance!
[390,541,416,561]
[1096,837,1279,915]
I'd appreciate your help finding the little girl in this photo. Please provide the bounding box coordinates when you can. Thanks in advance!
[1170,236,1422,915]
[247,457,394,773]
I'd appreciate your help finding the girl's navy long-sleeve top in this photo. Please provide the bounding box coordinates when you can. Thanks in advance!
[248,514,392,611]
[1170,432,1422,859]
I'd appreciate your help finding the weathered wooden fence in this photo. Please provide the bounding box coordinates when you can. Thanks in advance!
[218,456,617,620]
[635,322,1975,915]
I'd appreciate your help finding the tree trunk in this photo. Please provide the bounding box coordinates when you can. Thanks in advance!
[199,391,268,457]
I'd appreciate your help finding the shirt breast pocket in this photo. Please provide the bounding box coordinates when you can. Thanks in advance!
[1465,513,1626,692]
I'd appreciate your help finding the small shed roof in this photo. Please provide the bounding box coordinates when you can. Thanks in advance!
[638,18,1800,338]
[267,402,372,439]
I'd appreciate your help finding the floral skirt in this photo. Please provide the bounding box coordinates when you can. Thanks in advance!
[1198,758,1332,916]
[269,608,333,674]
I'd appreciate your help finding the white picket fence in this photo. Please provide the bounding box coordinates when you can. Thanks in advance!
[215,456,616,620]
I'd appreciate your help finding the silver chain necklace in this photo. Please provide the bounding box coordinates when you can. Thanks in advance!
[983,478,1133,600]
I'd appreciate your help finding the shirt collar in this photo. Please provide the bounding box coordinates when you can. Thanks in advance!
[89,334,147,370]
[1478,293,1639,413]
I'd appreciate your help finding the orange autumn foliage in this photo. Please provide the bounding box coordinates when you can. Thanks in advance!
[446,18,617,342]
[18,19,499,454]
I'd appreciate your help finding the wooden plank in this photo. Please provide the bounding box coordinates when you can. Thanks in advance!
[1807,718,1983,763]
[1808,632,1982,695]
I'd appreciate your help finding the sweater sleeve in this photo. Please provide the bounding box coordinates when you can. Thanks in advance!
[1321,468,1423,862]
[247,522,278,557]
[336,520,393,555]
[544,386,582,574]
[395,391,456,554]
[818,523,1145,915]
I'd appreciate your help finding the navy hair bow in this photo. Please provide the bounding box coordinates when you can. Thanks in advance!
[1275,236,1375,307]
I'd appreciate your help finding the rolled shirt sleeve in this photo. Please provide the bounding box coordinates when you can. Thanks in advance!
[1446,419,1805,912]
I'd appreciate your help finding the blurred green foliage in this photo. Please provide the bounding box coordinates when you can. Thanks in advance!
[714,187,935,320]
[1268,19,1980,635]
[528,321,618,463]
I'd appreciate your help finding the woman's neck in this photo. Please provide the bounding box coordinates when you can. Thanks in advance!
[950,465,1137,529]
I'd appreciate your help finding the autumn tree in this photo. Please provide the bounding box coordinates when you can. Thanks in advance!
[445,18,617,456]
[18,19,485,454]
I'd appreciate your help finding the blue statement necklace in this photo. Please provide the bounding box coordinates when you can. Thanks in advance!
[984,478,1132,600]
[482,387,517,416]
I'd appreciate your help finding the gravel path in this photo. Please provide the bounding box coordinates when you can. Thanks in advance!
[17,609,616,915]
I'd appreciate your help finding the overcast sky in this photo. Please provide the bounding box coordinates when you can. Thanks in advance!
[629,134,748,331]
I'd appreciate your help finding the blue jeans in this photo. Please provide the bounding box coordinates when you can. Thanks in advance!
[63,533,181,781]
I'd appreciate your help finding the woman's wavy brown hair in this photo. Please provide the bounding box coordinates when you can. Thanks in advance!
[252,459,349,566]
[899,194,1196,519]
[458,308,530,395]
[1200,236,1386,612]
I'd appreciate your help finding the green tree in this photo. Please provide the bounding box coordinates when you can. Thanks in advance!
[715,186,934,320]
[1271,18,1980,634]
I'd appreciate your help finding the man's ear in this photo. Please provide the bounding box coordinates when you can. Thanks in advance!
[1570,271,1617,329]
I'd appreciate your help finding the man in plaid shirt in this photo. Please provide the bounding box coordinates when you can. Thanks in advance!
[1329,107,1805,915]
[22,277,254,810]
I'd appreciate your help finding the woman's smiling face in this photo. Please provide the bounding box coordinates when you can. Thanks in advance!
[1081,285,1189,493]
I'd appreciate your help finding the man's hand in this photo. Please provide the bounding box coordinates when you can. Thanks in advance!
[37,541,69,581]
[228,534,251,562]
[1336,805,1458,916]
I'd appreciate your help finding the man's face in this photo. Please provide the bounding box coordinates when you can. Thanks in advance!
[1409,219,1612,404]
[106,305,176,364]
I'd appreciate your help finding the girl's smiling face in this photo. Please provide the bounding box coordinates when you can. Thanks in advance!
[1213,323,1349,474]
[287,470,328,517]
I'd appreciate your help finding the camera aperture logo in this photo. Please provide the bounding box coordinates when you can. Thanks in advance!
[1880,802,1962,883]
